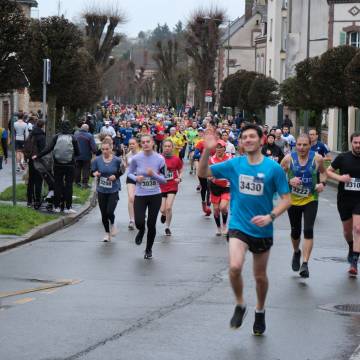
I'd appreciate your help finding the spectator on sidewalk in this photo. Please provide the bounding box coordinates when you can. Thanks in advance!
[100,120,116,138]
[281,114,293,130]
[309,128,329,158]
[74,124,96,189]
[13,112,29,172]
[26,119,46,209]
[0,126,8,170]
[34,120,80,214]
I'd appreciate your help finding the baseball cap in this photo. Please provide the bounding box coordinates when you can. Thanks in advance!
[216,140,226,147]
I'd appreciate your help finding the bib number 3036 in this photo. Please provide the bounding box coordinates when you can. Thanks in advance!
[239,175,264,196]
[345,178,360,191]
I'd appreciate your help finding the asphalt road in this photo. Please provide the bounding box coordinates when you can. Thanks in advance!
[0,165,359,360]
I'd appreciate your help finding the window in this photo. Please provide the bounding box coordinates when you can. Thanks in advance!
[261,21,267,36]
[269,19,273,41]
[349,32,360,48]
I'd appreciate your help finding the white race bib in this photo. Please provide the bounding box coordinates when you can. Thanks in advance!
[99,177,112,189]
[239,175,264,196]
[165,170,174,180]
[344,178,360,191]
[141,177,157,189]
[291,185,310,197]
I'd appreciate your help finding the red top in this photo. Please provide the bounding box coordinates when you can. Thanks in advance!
[155,124,166,141]
[196,140,216,156]
[160,155,183,193]
[209,153,231,187]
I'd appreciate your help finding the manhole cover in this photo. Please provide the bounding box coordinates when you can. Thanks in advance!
[319,304,360,315]
[314,256,347,263]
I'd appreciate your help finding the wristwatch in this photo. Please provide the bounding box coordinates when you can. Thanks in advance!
[269,212,276,222]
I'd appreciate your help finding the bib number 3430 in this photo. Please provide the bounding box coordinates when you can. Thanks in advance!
[239,175,264,196]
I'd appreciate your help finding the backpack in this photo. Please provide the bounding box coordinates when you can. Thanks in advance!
[53,134,74,163]
[23,134,38,160]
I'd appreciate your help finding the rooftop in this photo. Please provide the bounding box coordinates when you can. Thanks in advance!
[15,0,38,7]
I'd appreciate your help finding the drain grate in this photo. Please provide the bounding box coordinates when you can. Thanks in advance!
[334,304,360,313]
[314,256,347,263]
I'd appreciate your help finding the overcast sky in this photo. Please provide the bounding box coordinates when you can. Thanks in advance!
[35,0,245,37]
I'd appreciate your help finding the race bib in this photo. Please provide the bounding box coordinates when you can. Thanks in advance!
[99,177,112,189]
[344,178,360,191]
[141,177,157,189]
[165,170,174,180]
[239,175,264,196]
[291,185,310,197]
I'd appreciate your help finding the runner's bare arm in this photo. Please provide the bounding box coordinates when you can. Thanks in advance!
[326,165,351,183]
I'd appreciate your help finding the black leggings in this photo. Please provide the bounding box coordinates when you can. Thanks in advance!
[98,192,119,233]
[134,194,162,252]
[198,177,210,205]
[287,201,318,240]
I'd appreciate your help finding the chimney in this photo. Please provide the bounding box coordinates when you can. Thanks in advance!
[245,0,253,21]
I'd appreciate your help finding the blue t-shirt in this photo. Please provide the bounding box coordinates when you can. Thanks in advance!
[121,127,134,145]
[311,141,329,158]
[211,156,289,238]
[91,156,122,194]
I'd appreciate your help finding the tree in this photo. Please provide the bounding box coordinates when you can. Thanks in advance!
[185,8,225,115]
[312,45,357,109]
[153,39,179,107]
[21,16,102,136]
[247,75,280,112]
[220,70,279,115]
[346,50,360,108]
[0,0,29,93]
[83,3,126,72]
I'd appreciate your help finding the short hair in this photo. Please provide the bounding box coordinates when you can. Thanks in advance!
[296,133,311,144]
[241,123,263,139]
[140,134,152,142]
[351,132,360,142]
[36,119,45,128]
[308,128,318,135]
[163,139,174,147]
[101,138,113,148]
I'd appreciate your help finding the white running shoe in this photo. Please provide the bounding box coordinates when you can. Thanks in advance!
[64,208,77,214]
[53,207,61,213]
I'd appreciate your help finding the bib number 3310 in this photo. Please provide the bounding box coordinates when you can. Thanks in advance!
[239,175,264,196]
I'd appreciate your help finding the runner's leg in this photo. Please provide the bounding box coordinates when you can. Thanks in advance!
[253,251,270,311]
[127,183,135,223]
[165,193,176,228]
[145,194,162,252]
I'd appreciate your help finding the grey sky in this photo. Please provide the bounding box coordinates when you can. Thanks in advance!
[35,0,245,38]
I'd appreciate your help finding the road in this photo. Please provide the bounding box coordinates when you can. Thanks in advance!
[0,166,359,360]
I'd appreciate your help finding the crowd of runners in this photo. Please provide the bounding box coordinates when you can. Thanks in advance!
[4,101,360,336]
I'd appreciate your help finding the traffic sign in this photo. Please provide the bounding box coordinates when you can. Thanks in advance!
[205,96,212,103]
[205,90,212,97]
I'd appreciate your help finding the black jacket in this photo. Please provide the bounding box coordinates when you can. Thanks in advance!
[261,143,284,163]
[31,126,46,154]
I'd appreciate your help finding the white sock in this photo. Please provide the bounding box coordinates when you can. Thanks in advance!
[255,308,265,314]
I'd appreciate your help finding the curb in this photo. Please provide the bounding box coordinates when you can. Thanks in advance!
[0,187,97,253]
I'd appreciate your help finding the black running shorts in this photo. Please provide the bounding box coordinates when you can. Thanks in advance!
[337,199,360,222]
[228,229,273,254]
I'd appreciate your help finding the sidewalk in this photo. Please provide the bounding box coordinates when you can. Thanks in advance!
[0,155,23,193]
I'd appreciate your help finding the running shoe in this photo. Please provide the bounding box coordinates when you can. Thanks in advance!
[205,207,212,216]
[216,228,222,236]
[230,304,247,329]
[348,262,358,277]
[160,215,166,224]
[292,250,301,271]
[111,225,118,236]
[53,207,61,213]
[299,262,309,278]
[128,221,135,230]
[253,311,266,336]
[103,234,111,242]
[165,228,172,236]
[64,208,77,215]
[135,230,144,245]
[196,185,201,192]
[221,226,228,236]
[144,250,152,259]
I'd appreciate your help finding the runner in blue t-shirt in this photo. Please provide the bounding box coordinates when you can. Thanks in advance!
[198,124,291,336]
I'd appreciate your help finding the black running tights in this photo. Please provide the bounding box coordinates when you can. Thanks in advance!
[134,194,162,251]
[198,177,210,205]
[98,192,119,233]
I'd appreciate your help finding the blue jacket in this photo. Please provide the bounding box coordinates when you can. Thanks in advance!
[75,129,96,161]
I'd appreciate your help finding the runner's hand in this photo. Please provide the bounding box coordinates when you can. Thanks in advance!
[146,168,154,176]
[315,183,325,193]
[108,175,116,181]
[251,215,272,227]
[136,175,144,183]
[204,131,217,150]
[289,177,302,187]
[93,171,101,177]
[340,174,351,183]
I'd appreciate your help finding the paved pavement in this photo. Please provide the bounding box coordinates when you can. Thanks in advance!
[0,163,359,360]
